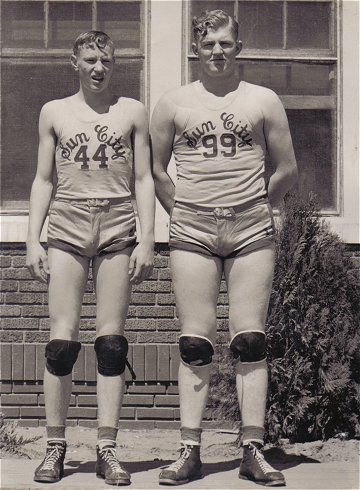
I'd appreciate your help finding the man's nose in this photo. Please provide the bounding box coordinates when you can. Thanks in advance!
[212,42,223,55]
[94,60,104,71]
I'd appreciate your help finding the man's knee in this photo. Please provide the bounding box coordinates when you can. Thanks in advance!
[45,339,81,376]
[230,331,266,363]
[179,334,214,367]
[94,335,128,376]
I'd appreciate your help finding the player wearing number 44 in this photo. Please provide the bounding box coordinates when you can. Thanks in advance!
[151,9,298,488]
[26,31,155,485]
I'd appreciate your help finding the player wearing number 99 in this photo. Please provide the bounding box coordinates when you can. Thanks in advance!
[26,31,155,485]
[151,9,297,487]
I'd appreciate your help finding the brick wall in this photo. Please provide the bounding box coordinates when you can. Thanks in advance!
[0,244,231,428]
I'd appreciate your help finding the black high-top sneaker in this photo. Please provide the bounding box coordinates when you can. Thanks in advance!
[159,443,202,485]
[34,441,66,483]
[239,442,286,487]
[96,445,131,486]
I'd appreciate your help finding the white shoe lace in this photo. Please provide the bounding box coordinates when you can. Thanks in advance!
[99,447,127,475]
[42,444,64,470]
[166,445,191,473]
[250,445,276,474]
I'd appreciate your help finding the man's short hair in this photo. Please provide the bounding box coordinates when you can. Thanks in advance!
[73,31,114,56]
[192,9,239,43]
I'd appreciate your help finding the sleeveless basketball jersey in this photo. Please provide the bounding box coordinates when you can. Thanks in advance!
[173,81,268,207]
[54,97,133,199]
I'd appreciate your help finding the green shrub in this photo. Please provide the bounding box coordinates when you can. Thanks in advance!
[0,413,41,457]
[209,193,360,443]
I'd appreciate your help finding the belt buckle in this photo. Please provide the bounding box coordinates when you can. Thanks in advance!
[214,207,223,218]
[88,198,109,207]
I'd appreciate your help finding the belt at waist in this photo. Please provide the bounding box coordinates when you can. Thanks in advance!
[54,197,131,207]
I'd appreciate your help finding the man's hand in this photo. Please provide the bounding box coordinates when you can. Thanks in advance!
[128,241,154,284]
[26,242,50,283]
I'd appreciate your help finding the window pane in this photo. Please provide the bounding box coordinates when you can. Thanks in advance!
[48,2,92,49]
[97,1,142,50]
[189,60,335,96]
[1,1,45,48]
[238,1,283,49]
[1,60,142,209]
[287,1,331,49]
[288,110,336,209]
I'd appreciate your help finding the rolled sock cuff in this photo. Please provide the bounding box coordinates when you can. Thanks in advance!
[180,427,202,445]
[242,425,265,446]
[46,425,66,440]
[98,426,118,444]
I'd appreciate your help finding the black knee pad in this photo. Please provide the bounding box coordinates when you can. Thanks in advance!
[230,331,266,363]
[179,335,214,367]
[94,335,128,376]
[45,339,81,376]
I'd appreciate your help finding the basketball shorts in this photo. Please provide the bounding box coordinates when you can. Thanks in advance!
[47,198,136,258]
[169,198,275,258]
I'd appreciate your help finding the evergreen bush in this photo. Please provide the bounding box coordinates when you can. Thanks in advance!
[209,193,360,443]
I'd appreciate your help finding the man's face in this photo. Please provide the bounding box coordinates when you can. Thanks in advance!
[193,24,241,78]
[71,43,115,93]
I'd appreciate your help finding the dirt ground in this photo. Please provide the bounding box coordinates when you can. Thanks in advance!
[1,426,359,465]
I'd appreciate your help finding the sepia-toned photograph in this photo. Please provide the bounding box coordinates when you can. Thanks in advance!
[0,1,359,488]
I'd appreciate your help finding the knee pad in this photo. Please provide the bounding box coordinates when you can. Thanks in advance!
[45,339,81,376]
[230,331,266,363]
[94,335,128,376]
[179,335,214,367]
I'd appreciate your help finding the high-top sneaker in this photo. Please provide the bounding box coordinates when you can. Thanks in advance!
[34,441,66,483]
[96,445,131,486]
[159,443,202,485]
[239,442,285,487]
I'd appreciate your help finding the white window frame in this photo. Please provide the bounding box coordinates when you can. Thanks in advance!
[1,0,358,244]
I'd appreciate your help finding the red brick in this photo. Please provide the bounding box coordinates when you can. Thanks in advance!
[1,344,12,380]
[79,332,96,343]
[18,419,40,427]
[137,408,174,419]
[0,280,18,292]
[127,384,166,394]
[131,293,156,304]
[73,383,96,394]
[22,305,48,317]
[73,347,85,381]
[0,256,12,267]
[24,344,36,381]
[68,407,97,418]
[123,394,154,406]
[119,407,135,418]
[36,344,46,379]
[25,331,48,343]
[217,319,229,331]
[39,394,75,406]
[39,318,50,330]
[157,345,170,381]
[132,281,170,293]
[125,319,156,331]
[81,305,97,317]
[0,331,23,342]
[155,421,181,429]
[20,407,45,417]
[0,382,12,393]
[1,407,20,417]
[137,306,174,318]
[1,268,32,280]
[77,395,97,406]
[157,294,175,305]
[166,384,179,395]
[145,345,157,381]
[1,318,39,330]
[156,319,179,330]
[85,344,96,382]
[119,420,155,429]
[1,394,37,405]
[19,281,48,292]
[0,305,21,317]
[5,292,44,304]
[155,395,179,407]
[217,306,229,318]
[79,319,96,330]
[154,256,169,267]
[170,345,180,381]
[11,256,26,267]
[82,293,96,304]
[158,269,172,280]
[137,332,176,343]
[12,344,24,380]
[13,384,43,393]
[132,345,145,382]
[78,420,98,428]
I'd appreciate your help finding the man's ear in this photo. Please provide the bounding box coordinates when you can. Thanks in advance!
[236,40,243,54]
[192,42,199,56]
[70,54,79,71]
